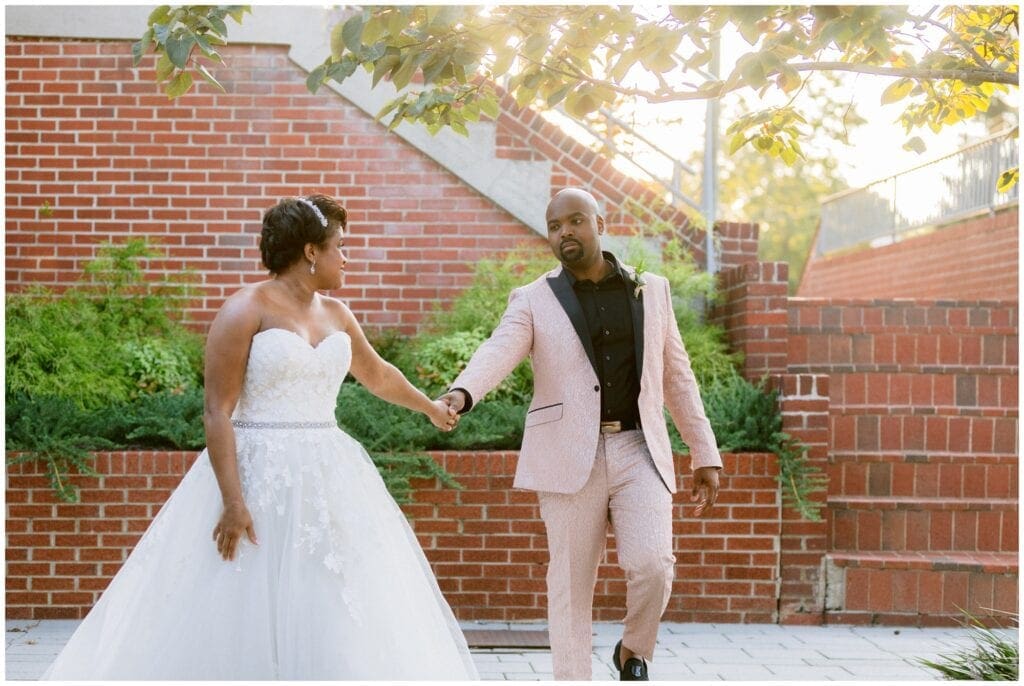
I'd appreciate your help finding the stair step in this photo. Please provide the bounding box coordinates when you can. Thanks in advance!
[828,551,1018,574]
[824,551,1018,625]
[829,496,1018,511]
[829,453,1017,499]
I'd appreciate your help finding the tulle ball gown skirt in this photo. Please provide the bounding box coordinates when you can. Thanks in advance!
[42,426,478,680]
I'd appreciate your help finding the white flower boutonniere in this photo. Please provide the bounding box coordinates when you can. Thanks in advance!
[632,268,646,299]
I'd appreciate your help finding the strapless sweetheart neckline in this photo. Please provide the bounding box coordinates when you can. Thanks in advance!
[253,327,351,350]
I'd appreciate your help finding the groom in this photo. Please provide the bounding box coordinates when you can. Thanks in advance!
[441,188,722,681]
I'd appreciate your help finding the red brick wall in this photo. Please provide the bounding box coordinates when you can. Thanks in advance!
[6,38,760,333]
[5,39,542,332]
[709,259,1018,625]
[788,299,1019,466]
[798,207,1019,301]
[6,450,781,622]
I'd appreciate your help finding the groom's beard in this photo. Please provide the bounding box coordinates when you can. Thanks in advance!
[559,239,583,264]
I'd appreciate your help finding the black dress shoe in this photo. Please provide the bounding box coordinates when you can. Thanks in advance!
[612,639,649,681]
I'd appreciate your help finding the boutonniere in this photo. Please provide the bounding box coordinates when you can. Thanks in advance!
[632,267,646,299]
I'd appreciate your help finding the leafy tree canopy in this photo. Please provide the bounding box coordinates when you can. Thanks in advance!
[138,5,1017,178]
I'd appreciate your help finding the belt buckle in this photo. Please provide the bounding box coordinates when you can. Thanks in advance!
[600,421,622,434]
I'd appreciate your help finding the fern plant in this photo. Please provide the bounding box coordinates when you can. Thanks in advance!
[5,395,113,502]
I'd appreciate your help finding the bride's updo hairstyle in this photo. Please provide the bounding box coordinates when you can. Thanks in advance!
[260,194,348,274]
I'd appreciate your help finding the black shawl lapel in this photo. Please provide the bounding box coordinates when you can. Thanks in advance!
[546,270,599,377]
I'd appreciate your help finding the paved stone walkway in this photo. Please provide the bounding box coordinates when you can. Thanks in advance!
[6,618,1013,681]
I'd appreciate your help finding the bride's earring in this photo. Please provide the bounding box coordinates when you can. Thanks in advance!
[309,260,316,275]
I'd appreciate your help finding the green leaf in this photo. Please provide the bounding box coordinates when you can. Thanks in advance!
[523,33,549,61]
[208,14,227,37]
[342,13,365,53]
[132,28,153,66]
[738,54,767,89]
[386,9,408,38]
[330,22,346,59]
[195,64,224,92]
[306,63,327,92]
[165,33,194,69]
[565,88,600,118]
[155,53,175,82]
[422,53,450,84]
[147,5,172,25]
[450,119,470,137]
[901,136,927,154]
[546,83,572,107]
[728,132,748,155]
[478,96,500,120]
[165,70,193,98]
[491,46,515,77]
[391,53,418,91]
[326,58,358,84]
[881,78,914,105]
[226,6,248,25]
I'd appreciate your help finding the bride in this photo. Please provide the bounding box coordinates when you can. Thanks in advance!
[43,194,479,680]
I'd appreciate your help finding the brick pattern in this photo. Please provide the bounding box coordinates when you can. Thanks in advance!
[7,39,763,334]
[774,374,832,623]
[787,297,1019,626]
[6,451,781,622]
[799,207,1019,301]
[709,261,791,379]
[827,567,1018,627]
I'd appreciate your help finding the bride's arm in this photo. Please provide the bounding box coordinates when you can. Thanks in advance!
[335,301,457,431]
[203,292,262,560]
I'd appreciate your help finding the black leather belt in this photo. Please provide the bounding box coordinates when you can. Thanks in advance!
[599,419,640,434]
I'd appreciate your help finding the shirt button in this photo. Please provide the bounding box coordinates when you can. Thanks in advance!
[603,329,610,335]
[605,382,612,387]
[605,355,611,361]
[593,385,600,392]
[600,306,606,312]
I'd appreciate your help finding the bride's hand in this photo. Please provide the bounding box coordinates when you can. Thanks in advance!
[427,399,459,432]
[212,501,258,561]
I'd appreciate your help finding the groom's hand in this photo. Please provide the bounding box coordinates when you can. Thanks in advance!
[438,390,467,414]
[690,466,720,517]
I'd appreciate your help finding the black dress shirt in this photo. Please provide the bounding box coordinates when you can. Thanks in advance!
[567,256,641,425]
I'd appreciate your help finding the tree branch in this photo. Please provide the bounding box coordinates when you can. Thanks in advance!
[790,61,1018,85]
[908,11,994,70]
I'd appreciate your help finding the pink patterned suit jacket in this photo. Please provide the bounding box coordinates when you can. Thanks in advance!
[451,264,723,495]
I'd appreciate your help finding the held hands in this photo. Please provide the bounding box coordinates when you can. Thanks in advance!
[690,466,720,518]
[427,398,459,432]
[212,501,258,561]
[437,390,466,414]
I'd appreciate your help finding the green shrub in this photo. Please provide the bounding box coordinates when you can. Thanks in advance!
[621,233,742,387]
[919,611,1019,680]
[6,239,203,409]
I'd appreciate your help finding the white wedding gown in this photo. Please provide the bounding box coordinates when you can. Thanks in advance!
[43,328,478,680]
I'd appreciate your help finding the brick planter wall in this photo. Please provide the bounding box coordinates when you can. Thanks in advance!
[799,207,1019,301]
[6,450,781,622]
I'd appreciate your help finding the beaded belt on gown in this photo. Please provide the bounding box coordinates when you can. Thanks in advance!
[231,420,337,429]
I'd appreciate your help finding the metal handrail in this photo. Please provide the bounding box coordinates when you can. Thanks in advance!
[816,129,1019,256]
[549,105,703,213]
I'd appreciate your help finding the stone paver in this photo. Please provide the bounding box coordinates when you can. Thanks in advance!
[5,619,1015,681]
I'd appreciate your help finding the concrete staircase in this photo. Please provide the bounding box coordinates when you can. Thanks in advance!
[824,454,1018,626]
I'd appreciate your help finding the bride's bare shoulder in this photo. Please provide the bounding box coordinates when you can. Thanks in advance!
[316,293,355,327]
[210,282,274,335]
